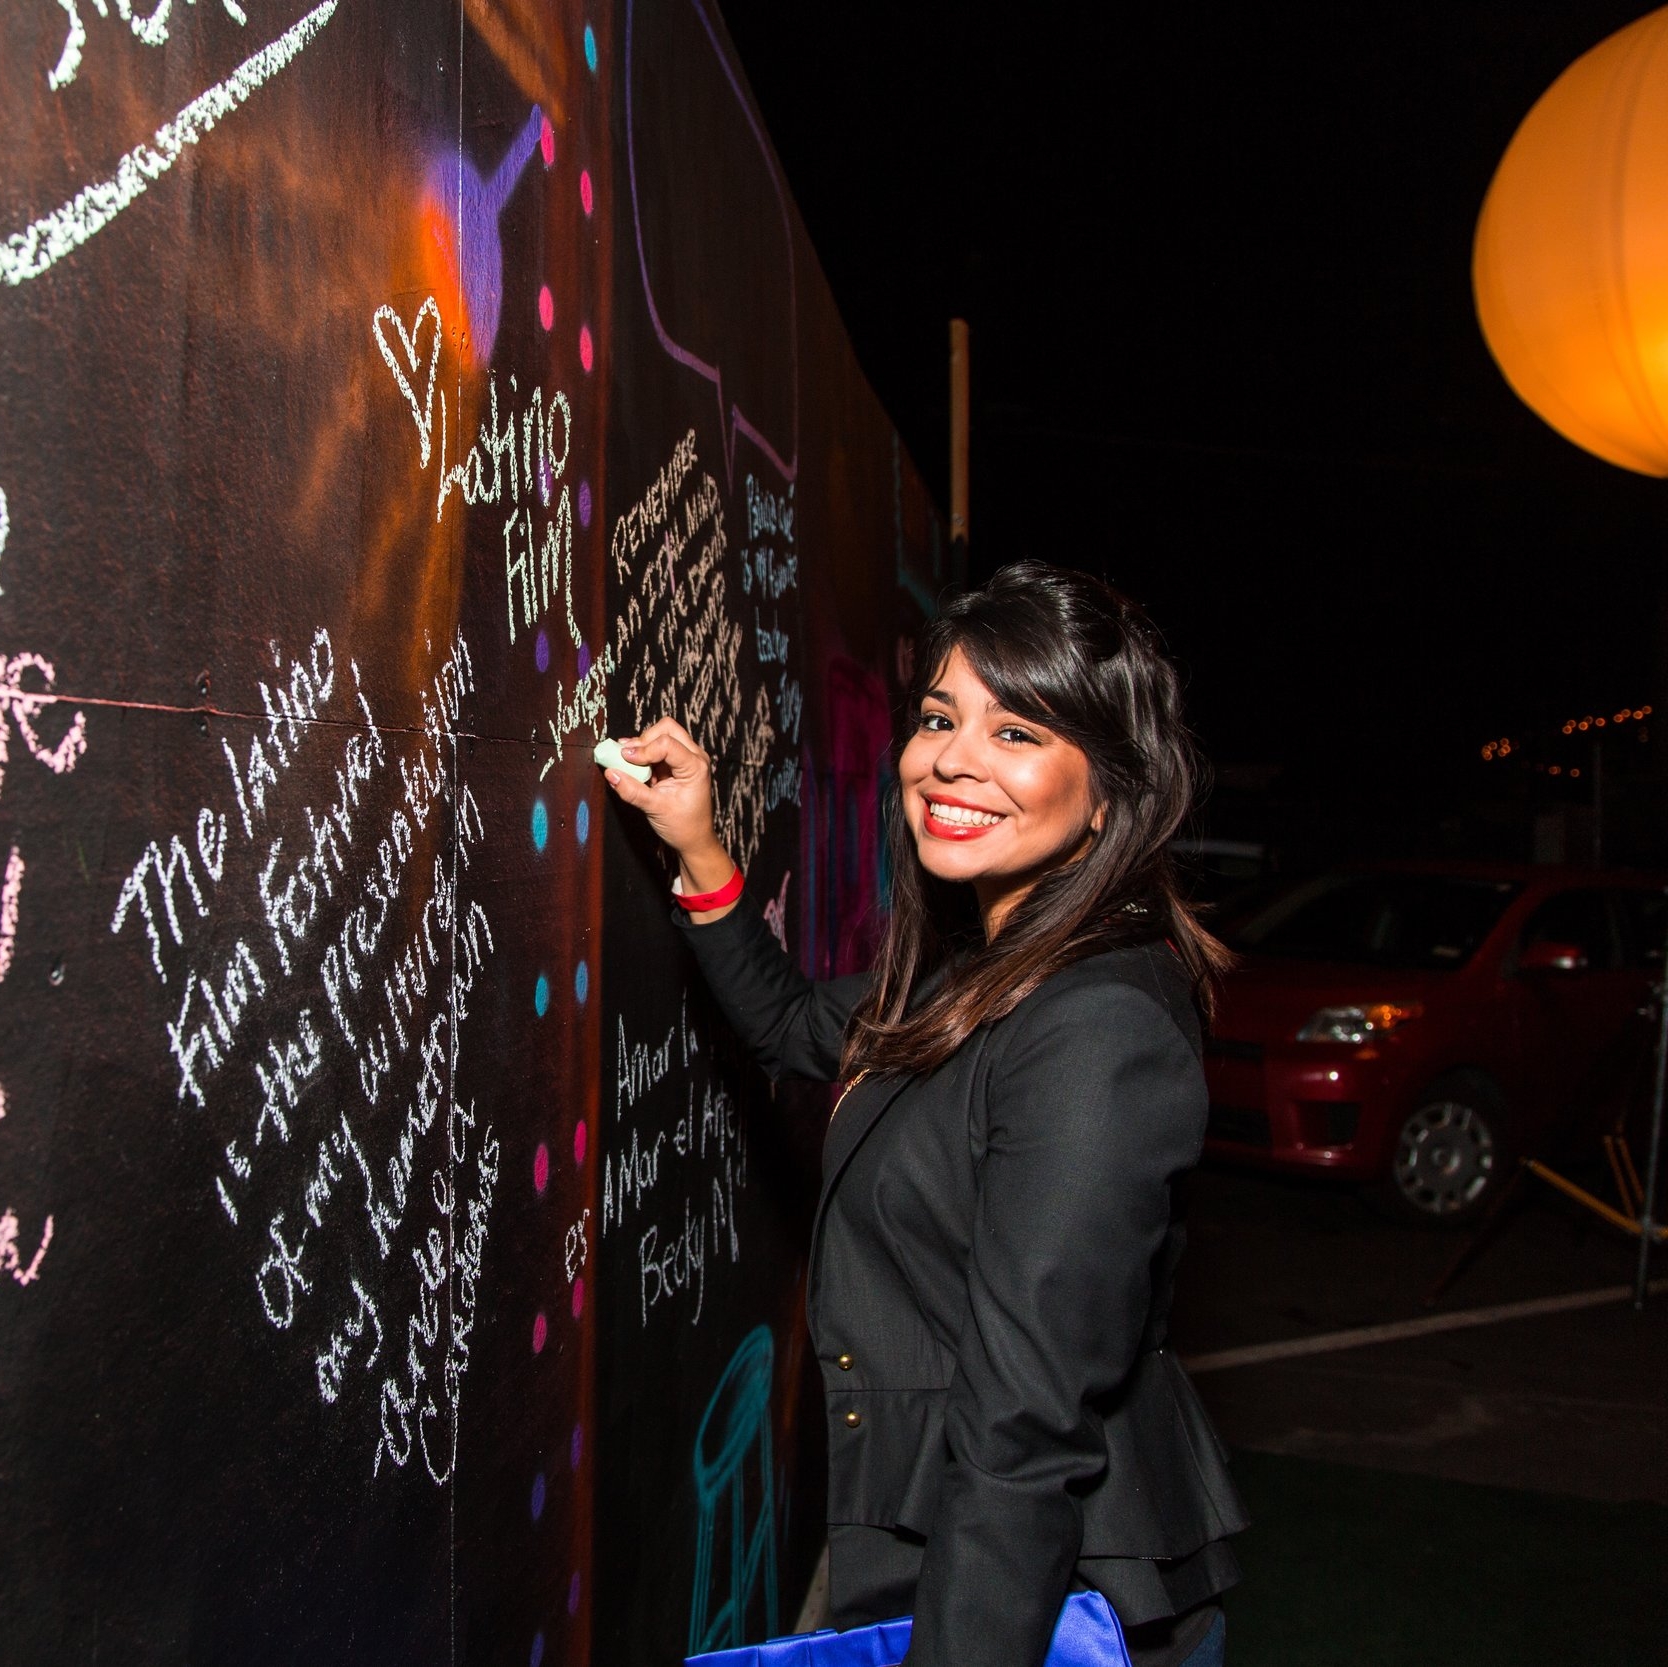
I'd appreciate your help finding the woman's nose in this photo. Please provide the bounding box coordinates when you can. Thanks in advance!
[932,727,985,779]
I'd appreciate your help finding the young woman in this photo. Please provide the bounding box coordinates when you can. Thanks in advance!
[602,564,1247,1667]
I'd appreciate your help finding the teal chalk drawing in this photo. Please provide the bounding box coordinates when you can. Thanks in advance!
[688,1325,778,1654]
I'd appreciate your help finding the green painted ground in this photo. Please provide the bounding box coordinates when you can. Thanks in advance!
[1224,1450,1668,1666]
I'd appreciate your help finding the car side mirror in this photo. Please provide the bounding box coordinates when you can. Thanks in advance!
[1518,940,1590,974]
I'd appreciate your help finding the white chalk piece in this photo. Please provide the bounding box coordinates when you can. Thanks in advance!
[593,738,650,784]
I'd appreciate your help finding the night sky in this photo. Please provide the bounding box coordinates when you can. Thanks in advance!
[719,2,1668,854]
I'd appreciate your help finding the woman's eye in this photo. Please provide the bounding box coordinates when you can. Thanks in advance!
[996,725,1037,745]
[918,710,952,732]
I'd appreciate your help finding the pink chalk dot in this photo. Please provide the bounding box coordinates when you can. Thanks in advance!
[533,1142,550,1194]
[571,1276,585,1319]
[540,114,556,168]
[579,324,594,373]
[532,1311,548,1354]
[580,169,594,216]
[573,1121,588,1166]
[538,285,554,332]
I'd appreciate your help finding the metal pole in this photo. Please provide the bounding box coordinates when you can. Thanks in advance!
[1592,730,1604,866]
[949,319,970,552]
[1635,885,1668,1308]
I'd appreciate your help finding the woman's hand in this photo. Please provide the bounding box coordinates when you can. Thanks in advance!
[601,718,739,909]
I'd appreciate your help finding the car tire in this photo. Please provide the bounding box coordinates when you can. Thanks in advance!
[1380,1071,1513,1227]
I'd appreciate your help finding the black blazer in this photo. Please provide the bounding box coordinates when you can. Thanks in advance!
[679,895,1248,1667]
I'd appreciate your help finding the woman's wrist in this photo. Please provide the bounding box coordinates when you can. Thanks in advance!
[676,839,736,899]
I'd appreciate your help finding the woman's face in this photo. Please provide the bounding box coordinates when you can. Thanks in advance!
[899,647,1101,936]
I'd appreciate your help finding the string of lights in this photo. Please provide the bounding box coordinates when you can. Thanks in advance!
[1481,704,1652,766]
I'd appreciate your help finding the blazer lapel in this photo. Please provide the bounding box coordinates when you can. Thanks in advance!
[810,1073,908,1251]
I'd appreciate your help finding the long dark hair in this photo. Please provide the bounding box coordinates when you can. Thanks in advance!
[842,562,1229,1078]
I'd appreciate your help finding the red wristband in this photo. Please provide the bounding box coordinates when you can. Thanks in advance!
[674,866,744,912]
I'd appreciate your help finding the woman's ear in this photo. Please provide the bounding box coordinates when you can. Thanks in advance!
[1090,803,1107,836]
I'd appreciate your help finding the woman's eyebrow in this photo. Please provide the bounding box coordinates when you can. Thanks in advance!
[922,686,956,707]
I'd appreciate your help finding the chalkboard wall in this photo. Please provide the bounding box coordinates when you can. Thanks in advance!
[0,2,948,1660]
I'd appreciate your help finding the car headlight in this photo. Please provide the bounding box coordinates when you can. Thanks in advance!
[1297,1002,1423,1043]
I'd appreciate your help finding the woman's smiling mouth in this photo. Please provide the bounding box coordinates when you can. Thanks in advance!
[922,795,1007,837]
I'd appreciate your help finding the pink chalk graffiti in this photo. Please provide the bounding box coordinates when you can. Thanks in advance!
[0,651,88,798]
[0,844,21,983]
[0,1208,53,1286]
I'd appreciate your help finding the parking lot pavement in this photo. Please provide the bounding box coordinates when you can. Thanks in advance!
[1171,1166,1668,1505]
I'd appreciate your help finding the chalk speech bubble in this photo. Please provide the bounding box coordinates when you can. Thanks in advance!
[625,0,798,487]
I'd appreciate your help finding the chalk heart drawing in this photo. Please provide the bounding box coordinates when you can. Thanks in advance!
[373,298,443,469]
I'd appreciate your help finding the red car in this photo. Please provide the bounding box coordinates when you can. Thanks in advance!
[1203,864,1667,1222]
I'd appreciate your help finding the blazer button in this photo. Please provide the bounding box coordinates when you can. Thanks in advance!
[843,1410,862,1428]
[837,1354,854,1371]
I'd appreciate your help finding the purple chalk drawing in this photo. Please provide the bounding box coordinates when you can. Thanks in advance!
[573,1119,588,1165]
[568,1571,582,1616]
[531,1472,547,1522]
[535,628,550,673]
[571,1276,585,1319]
[424,104,547,365]
[577,641,591,679]
[531,1632,546,1667]
[570,1422,583,1470]
[625,0,798,485]
[533,1311,549,1354]
[533,1142,550,1194]
[577,478,593,528]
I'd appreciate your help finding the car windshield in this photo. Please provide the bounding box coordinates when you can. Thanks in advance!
[1225,873,1521,971]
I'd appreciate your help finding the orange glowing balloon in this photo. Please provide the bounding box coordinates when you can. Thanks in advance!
[1474,7,1668,476]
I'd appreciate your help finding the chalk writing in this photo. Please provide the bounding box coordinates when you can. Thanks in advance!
[0,1208,53,1286]
[0,846,22,983]
[0,652,89,799]
[103,622,500,1481]
[604,990,751,1331]
[761,870,790,951]
[47,0,251,93]
[4,0,341,286]
[607,433,793,876]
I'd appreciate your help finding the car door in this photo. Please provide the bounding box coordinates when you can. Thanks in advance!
[1513,887,1633,1143]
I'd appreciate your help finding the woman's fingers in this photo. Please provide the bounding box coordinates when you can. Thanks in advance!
[631,716,704,759]
[625,731,703,776]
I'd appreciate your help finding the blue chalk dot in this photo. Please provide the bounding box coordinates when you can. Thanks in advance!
[532,798,549,851]
[531,1471,547,1523]
[575,799,590,847]
[570,1422,583,1471]
[584,23,598,73]
[530,1633,545,1667]
[574,959,589,1005]
[535,974,550,1017]
[568,1570,581,1615]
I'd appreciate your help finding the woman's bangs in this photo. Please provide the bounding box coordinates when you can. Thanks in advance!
[926,618,1079,734]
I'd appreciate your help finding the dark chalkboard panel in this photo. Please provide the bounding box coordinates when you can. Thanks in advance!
[0,3,949,1662]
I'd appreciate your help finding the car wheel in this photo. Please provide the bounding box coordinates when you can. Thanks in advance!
[1384,1074,1511,1226]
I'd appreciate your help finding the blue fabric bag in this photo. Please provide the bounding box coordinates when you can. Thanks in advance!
[684,1589,1131,1667]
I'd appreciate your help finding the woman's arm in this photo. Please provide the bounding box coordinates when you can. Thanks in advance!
[675,894,870,1082]
[906,974,1208,1667]
[602,717,867,1082]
